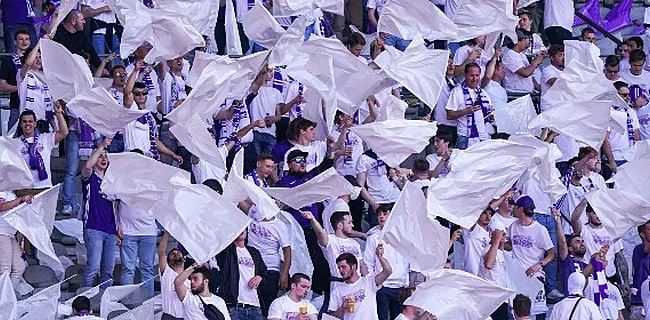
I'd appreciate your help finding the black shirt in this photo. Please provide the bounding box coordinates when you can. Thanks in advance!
[0,54,20,109]
[52,25,102,68]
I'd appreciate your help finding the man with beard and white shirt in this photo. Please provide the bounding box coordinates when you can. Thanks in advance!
[175,265,231,320]
[481,49,507,112]
[268,273,318,320]
[328,249,393,320]
[446,63,493,149]
[158,230,189,320]
[464,207,493,276]
[556,150,601,234]
[453,36,491,81]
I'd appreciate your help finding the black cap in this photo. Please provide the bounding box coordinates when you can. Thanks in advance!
[287,150,309,163]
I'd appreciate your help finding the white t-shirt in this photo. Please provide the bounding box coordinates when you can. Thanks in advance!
[525,33,547,56]
[581,225,623,278]
[490,212,518,231]
[161,72,188,115]
[586,278,625,319]
[267,295,318,320]
[502,49,535,93]
[118,201,157,236]
[328,276,380,320]
[508,220,554,278]
[364,232,409,289]
[608,105,640,160]
[161,265,189,317]
[0,192,18,236]
[322,198,351,235]
[125,63,161,112]
[560,182,590,234]
[445,85,491,141]
[540,64,562,111]
[123,109,156,157]
[478,247,508,289]
[236,247,260,306]
[81,0,116,32]
[356,154,400,204]
[554,134,582,162]
[217,100,253,146]
[330,128,364,177]
[182,293,231,320]
[544,0,574,31]
[635,103,650,140]
[250,87,283,137]
[18,133,56,188]
[247,218,290,271]
[366,0,388,14]
[192,158,226,185]
[435,77,458,127]
[548,296,603,320]
[425,154,450,178]
[321,235,363,278]
[483,80,507,111]
[282,140,327,172]
[463,225,491,276]
[453,45,491,81]
[620,69,650,93]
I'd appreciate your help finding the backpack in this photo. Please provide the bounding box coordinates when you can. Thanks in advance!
[198,295,226,320]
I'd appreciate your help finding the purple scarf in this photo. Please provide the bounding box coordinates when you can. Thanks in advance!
[136,113,160,160]
[21,135,48,181]
[272,67,285,93]
[461,81,490,138]
[613,105,636,145]
[246,169,268,188]
[138,66,155,92]
[168,70,185,113]
[590,256,609,306]
[225,133,243,152]
[287,76,305,117]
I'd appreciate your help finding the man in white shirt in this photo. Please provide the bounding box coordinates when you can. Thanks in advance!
[464,207,493,276]
[502,29,545,93]
[481,48,507,113]
[620,50,650,92]
[618,43,630,72]
[363,205,409,320]
[175,264,231,320]
[603,82,641,172]
[581,27,596,43]
[540,44,564,111]
[446,63,493,149]
[328,249,393,320]
[518,10,546,56]
[426,133,452,179]
[630,84,650,140]
[434,55,458,143]
[125,44,161,112]
[479,221,509,320]
[544,0,574,46]
[490,191,518,231]
[268,273,318,320]
[356,149,401,221]
[548,272,603,320]
[158,231,188,320]
[118,200,157,293]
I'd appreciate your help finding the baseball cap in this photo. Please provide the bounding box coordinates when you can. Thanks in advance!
[629,84,646,102]
[515,195,536,210]
[287,150,309,163]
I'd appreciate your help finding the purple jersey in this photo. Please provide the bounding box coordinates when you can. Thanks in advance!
[82,171,117,234]
[559,254,588,296]
[632,244,650,304]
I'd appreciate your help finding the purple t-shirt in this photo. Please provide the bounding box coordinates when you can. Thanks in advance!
[82,171,117,234]
[276,172,319,227]
[559,254,588,296]
[632,244,650,304]
[1,0,32,24]
[271,140,294,167]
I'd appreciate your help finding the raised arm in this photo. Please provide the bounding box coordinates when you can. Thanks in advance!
[570,198,589,235]
[483,230,502,270]
[301,211,329,247]
[82,137,112,178]
[514,53,544,78]
[174,263,197,301]
[551,208,569,260]
[157,230,171,274]
[481,48,502,88]
[20,39,42,79]
[123,61,145,107]
[53,101,69,144]
[362,97,378,124]
[224,120,265,151]
[374,244,393,286]
[94,54,115,78]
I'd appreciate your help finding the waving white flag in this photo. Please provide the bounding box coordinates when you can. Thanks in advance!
[15,280,61,320]
[40,39,93,102]
[0,137,34,192]
[225,0,243,55]
[541,60,617,109]
[452,0,518,56]
[349,120,438,167]
[265,168,357,209]
[48,0,79,38]
[0,273,16,320]
[405,269,513,320]
[273,0,343,16]
[155,0,220,36]
[242,3,286,49]
[494,95,537,134]
[112,297,155,320]
[100,284,143,319]
[609,159,650,200]
[170,113,228,170]
[564,40,604,73]
[268,16,308,67]
[586,188,650,240]
[377,94,407,121]
[278,211,314,277]
[504,254,544,301]
[377,0,457,40]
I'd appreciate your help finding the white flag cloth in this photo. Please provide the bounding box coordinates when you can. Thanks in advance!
[16,281,61,319]
[152,183,251,264]
[404,269,513,320]
[377,94,407,121]
[494,95,537,134]
[155,0,219,36]
[48,0,78,38]
[504,254,544,302]
[585,188,650,240]
[40,38,93,102]
[349,120,437,167]
[564,40,604,73]
[381,182,448,273]
[427,140,536,229]
[242,3,286,49]
[452,0,518,56]
[3,185,63,275]
[300,87,330,141]
[101,153,191,211]
[264,168,357,209]
[167,71,233,124]
[268,16,308,67]
[528,100,612,150]
[54,218,85,244]
[0,136,34,192]
[169,113,228,169]
[278,211,314,277]
[541,60,617,109]
[272,0,343,16]
[100,284,143,319]
[186,51,231,88]
[113,297,155,320]
[377,0,457,41]
[223,150,280,219]
[610,159,650,200]
[0,273,16,320]
[374,40,448,110]
[66,85,149,137]
[225,0,243,55]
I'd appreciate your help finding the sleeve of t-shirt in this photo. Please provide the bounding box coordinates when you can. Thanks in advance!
[328,287,342,312]
[45,132,57,148]
[267,298,283,319]
[366,0,377,9]
[307,301,318,314]
[631,109,641,129]
[366,273,381,292]
[502,51,525,73]
[355,155,372,175]
[541,67,555,86]
[453,48,468,66]
[363,235,378,273]
[277,223,291,248]
[538,225,555,251]
[445,88,462,112]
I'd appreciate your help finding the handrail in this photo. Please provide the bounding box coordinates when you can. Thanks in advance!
[574,9,623,46]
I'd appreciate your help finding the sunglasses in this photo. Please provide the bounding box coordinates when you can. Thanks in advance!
[133,91,148,96]
[113,72,126,77]
[291,157,306,164]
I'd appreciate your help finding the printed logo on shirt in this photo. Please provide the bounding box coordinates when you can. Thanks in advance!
[344,288,366,305]
[283,312,304,320]
[338,245,360,257]
[238,255,255,269]
[249,223,277,242]
[592,234,612,246]
[512,235,534,248]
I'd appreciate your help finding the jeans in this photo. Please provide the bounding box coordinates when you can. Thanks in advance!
[62,131,80,210]
[258,270,279,316]
[8,108,19,133]
[92,33,121,66]
[533,213,558,293]
[83,228,117,288]
[0,234,26,289]
[3,24,37,54]
[384,34,411,51]
[252,131,276,156]
[456,135,469,150]
[120,234,156,292]
[229,306,266,320]
[376,287,402,320]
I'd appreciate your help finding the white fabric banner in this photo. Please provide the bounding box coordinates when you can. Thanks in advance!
[242,3,286,49]
[494,95,537,134]
[225,0,243,55]
[404,269,513,320]
[0,273,16,320]
[113,297,155,320]
[15,281,61,320]
[54,218,84,244]
[185,51,231,88]
[169,113,228,170]
[381,182,448,273]
[40,38,94,102]
[101,153,191,212]
[564,40,604,73]
[100,284,143,319]
[610,159,650,200]
[272,0,343,16]
[268,16,308,67]
[278,211,314,277]
[155,0,219,36]
[504,253,544,301]
[452,0,518,56]
[264,168,356,210]
[48,0,78,38]
[528,100,612,150]
[377,0,457,40]
[377,94,407,121]
[349,119,438,168]
[152,183,251,264]
[585,187,650,240]
[0,136,34,192]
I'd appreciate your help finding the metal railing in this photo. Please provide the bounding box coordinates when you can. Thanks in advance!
[574,8,623,46]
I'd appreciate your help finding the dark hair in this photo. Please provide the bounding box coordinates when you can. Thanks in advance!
[110,64,126,77]
[346,32,366,48]
[398,287,416,305]
[376,204,393,214]
[464,62,481,75]
[513,294,531,317]
[522,207,535,217]
[20,46,37,65]
[72,296,91,313]
[14,110,37,138]
[578,146,597,160]
[330,211,350,231]
[581,27,595,39]
[64,9,80,24]
[548,44,564,57]
[638,220,650,236]
[130,148,145,155]
[14,29,30,41]
[256,153,274,162]
[432,132,453,145]
[613,81,629,92]
[483,206,495,216]
[287,117,317,140]
[134,81,148,90]
[290,273,311,285]
[628,36,644,49]
[467,37,480,46]
[191,266,211,283]
[605,55,620,68]
[566,234,581,247]
[491,132,511,140]
[412,159,430,174]
[586,203,594,214]
[518,10,532,20]
[335,252,358,267]
[629,49,646,64]
[203,179,223,195]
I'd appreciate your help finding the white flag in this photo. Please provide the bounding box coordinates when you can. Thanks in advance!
[452,0,518,43]
[169,113,228,170]
[504,253,544,301]
[225,0,243,55]
[349,119,438,168]
[404,269,513,320]
[0,273,16,320]
[381,182,448,273]
[242,3,286,49]
[541,60,617,109]
[100,284,143,319]
[16,281,61,320]
[272,0,343,16]
[0,136,34,192]
[585,188,650,240]
[54,218,85,244]
[268,16,308,67]
[40,38,94,102]
[377,0,457,40]
[377,94,407,121]
[564,40,604,73]
[265,168,357,210]
[610,159,650,200]
[185,51,231,88]
[278,211,314,277]
[374,40,448,111]
[112,297,155,320]
[494,95,537,134]
[155,0,220,36]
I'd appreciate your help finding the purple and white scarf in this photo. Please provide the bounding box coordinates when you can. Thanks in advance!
[613,105,636,145]
[272,67,285,93]
[590,256,609,306]
[246,169,268,188]
[20,135,48,181]
[138,66,155,93]
[287,76,304,117]
[461,81,490,138]
[136,113,159,160]
[168,70,185,113]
